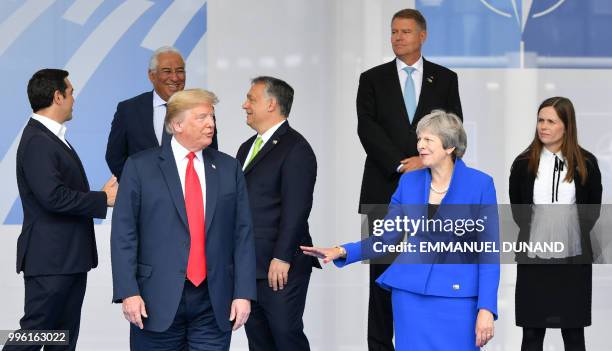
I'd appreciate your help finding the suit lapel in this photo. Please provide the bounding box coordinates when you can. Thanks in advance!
[158,143,189,229]
[237,135,257,166]
[414,58,435,125]
[65,140,90,189]
[141,91,158,146]
[202,148,218,232]
[243,122,289,175]
[385,60,411,123]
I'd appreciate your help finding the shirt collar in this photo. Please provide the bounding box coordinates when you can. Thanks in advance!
[171,137,203,163]
[396,55,423,74]
[32,113,67,140]
[258,119,287,143]
[153,90,166,107]
[542,147,564,161]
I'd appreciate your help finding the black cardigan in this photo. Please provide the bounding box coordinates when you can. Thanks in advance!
[509,148,602,263]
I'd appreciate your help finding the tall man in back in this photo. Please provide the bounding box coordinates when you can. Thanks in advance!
[105,46,218,180]
[236,76,319,351]
[4,69,117,351]
[356,9,462,350]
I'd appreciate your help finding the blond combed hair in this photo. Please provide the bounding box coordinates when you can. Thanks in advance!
[164,89,219,134]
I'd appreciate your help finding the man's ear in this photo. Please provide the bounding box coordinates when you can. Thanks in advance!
[171,120,181,134]
[53,90,64,106]
[147,70,155,84]
[267,97,277,113]
[419,30,427,45]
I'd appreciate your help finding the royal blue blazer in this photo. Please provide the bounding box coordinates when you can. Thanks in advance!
[335,159,500,318]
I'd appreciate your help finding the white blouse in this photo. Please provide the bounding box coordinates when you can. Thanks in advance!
[533,148,575,204]
[529,148,581,258]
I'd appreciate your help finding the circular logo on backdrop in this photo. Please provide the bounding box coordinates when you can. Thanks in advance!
[479,0,566,33]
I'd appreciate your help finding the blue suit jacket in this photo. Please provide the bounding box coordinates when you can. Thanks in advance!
[111,142,256,332]
[336,159,500,318]
[105,91,218,180]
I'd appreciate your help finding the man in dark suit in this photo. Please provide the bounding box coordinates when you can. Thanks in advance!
[236,76,319,351]
[111,89,255,350]
[105,46,218,180]
[4,69,117,351]
[356,9,462,351]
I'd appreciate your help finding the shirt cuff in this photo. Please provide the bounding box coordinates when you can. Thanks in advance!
[272,258,289,264]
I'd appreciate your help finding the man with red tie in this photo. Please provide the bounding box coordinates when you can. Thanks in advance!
[111,89,256,350]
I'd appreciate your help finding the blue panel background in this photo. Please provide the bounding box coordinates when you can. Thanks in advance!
[417,0,612,68]
[0,0,207,223]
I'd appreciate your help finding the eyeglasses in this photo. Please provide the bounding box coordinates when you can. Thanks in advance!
[157,68,186,77]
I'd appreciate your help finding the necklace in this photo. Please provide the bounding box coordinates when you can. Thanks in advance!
[430,184,448,194]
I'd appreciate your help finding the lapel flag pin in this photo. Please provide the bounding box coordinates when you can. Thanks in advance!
[211,164,216,169]
[427,76,434,83]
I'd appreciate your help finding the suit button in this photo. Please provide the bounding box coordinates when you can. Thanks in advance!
[452,284,460,290]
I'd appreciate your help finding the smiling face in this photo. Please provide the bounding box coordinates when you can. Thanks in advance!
[417,130,454,168]
[242,82,273,133]
[391,18,426,64]
[148,52,186,102]
[172,103,215,151]
[537,106,566,152]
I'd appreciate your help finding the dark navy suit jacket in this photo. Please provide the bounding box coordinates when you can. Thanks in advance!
[105,91,218,180]
[236,121,320,279]
[16,118,108,276]
[336,159,500,318]
[111,142,256,332]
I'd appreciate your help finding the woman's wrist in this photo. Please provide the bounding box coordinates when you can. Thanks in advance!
[334,245,347,258]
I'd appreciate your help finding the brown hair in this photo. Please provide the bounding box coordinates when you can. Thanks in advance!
[524,97,588,185]
[392,9,427,31]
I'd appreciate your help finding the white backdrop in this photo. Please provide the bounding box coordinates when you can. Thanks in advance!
[2,1,612,350]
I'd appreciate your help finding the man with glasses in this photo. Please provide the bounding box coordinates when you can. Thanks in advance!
[105,46,218,180]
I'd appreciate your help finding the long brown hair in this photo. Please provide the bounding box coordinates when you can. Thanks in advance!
[525,97,588,185]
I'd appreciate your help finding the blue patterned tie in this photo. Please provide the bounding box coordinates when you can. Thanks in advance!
[403,66,417,124]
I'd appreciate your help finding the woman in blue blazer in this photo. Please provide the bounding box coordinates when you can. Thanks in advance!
[303,111,500,350]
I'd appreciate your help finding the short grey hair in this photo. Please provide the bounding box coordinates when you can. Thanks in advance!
[164,89,218,134]
[148,46,183,71]
[416,110,466,159]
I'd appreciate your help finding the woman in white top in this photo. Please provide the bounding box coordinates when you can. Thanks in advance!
[509,97,602,351]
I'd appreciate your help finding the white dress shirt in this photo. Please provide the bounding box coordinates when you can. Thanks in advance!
[31,113,70,149]
[529,148,580,258]
[396,55,423,108]
[171,137,206,209]
[242,119,286,171]
[153,90,167,146]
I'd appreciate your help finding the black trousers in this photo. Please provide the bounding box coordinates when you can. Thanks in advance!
[130,280,230,351]
[366,213,396,351]
[3,273,87,351]
[245,273,311,351]
[521,327,586,351]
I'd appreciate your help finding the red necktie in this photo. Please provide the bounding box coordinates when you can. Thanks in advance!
[185,152,206,286]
